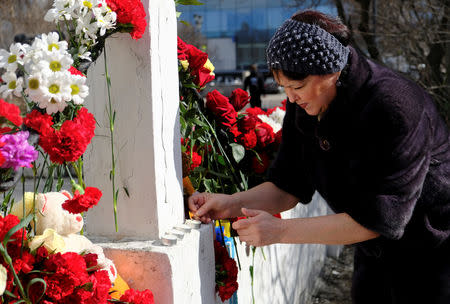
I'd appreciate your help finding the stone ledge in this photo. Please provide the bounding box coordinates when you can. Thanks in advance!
[95,223,216,304]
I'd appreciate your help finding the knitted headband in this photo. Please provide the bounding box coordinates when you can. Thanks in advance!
[266,19,350,75]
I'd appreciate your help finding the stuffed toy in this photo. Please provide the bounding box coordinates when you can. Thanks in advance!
[11,190,130,298]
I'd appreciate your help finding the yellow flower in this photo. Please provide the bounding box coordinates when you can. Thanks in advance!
[180,59,189,71]
[203,58,215,75]
[29,228,66,254]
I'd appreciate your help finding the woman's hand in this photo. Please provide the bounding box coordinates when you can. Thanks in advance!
[231,208,285,247]
[188,192,240,223]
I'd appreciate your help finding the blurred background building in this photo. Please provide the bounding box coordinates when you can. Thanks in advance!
[178,0,335,71]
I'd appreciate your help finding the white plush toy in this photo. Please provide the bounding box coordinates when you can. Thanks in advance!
[11,191,117,283]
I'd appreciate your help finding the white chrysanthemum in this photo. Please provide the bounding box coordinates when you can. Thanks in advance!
[25,73,46,103]
[78,0,100,16]
[38,51,73,74]
[0,43,26,72]
[76,14,100,43]
[39,72,72,114]
[69,74,89,104]
[268,107,286,126]
[92,7,117,36]
[0,72,23,98]
[44,0,78,22]
[258,107,285,134]
[34,32,68,54]
[77,46,92,61]
[0,264,6,296]
[23,43,45,70]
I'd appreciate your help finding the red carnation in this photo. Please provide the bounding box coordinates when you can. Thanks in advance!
[84,253,99,269]
[245,106,266,117]
[188,151,202,170]
[88,270,111,304]
[206,90,237,128]
[177,37,189,61]
[229,88,250,111]
[0,99,22,127]
[120,288,155,304]
[39,107,95,164]
[237,131,257,150]
[251,152,270,174]
[229,125,241,139]
[0,214,27,246]
[274,130,282,149]
[214,240,238,301]
[73,107,96,140]
[69,66,85,77]
[42,252,90,301]
[12,249,35,274]
[0,138,5,167]
[35,246,49,263]
[24,110,54,134]
[106,0,147,40]
[0,127,12,134]
[237,114,257,132]
[255,122,275,148]
[62,187,102,214]
[218,281,239,302]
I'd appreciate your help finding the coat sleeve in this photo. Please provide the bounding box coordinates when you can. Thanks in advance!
[266,101,315,204]
[346,83,433,240]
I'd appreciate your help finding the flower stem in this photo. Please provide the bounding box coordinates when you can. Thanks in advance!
[20,170,25,258]
[251,246,256,304]
[0,245,30,303]
[103,48,119,232]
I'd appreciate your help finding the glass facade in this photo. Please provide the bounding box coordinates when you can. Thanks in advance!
[179,0,335,70]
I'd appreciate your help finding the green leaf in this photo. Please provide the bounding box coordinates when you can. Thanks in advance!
[239,170,248,191]
[182,83,198,89]
[26,278,46,303]
[217,155,226,166]
[203,179,213,193]
[4,290,18,298]
[70,180,84,194]
[180,20,191,27]
[249,265,254,278]
[123,187,130,198]
[56,177,64,192]
[175,0,204,5]
[176,11,182,18]
[3,213,33,246]
[192,118,208,127]
[230,143,245,163]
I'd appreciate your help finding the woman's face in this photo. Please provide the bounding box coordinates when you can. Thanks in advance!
[273,70,340,116]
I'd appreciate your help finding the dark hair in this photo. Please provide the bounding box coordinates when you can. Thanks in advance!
[272,10,351,81]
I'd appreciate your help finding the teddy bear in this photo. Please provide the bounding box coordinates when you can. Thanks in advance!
[10,190,118,283]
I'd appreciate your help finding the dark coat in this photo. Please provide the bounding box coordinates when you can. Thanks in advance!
[267,47,450,303]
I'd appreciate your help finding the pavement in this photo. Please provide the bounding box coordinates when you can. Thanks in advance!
[261,92,287,110]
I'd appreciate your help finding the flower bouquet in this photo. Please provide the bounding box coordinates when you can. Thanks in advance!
[177,35,286,302]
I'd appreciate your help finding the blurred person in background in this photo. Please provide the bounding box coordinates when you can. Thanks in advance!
[244,63,265,107]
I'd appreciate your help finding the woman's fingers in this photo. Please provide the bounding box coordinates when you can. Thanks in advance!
[233,210,281,247]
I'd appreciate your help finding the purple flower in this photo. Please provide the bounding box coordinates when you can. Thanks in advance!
[0,131,38,170]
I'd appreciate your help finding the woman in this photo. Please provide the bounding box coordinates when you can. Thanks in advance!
[189,10,449,304]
